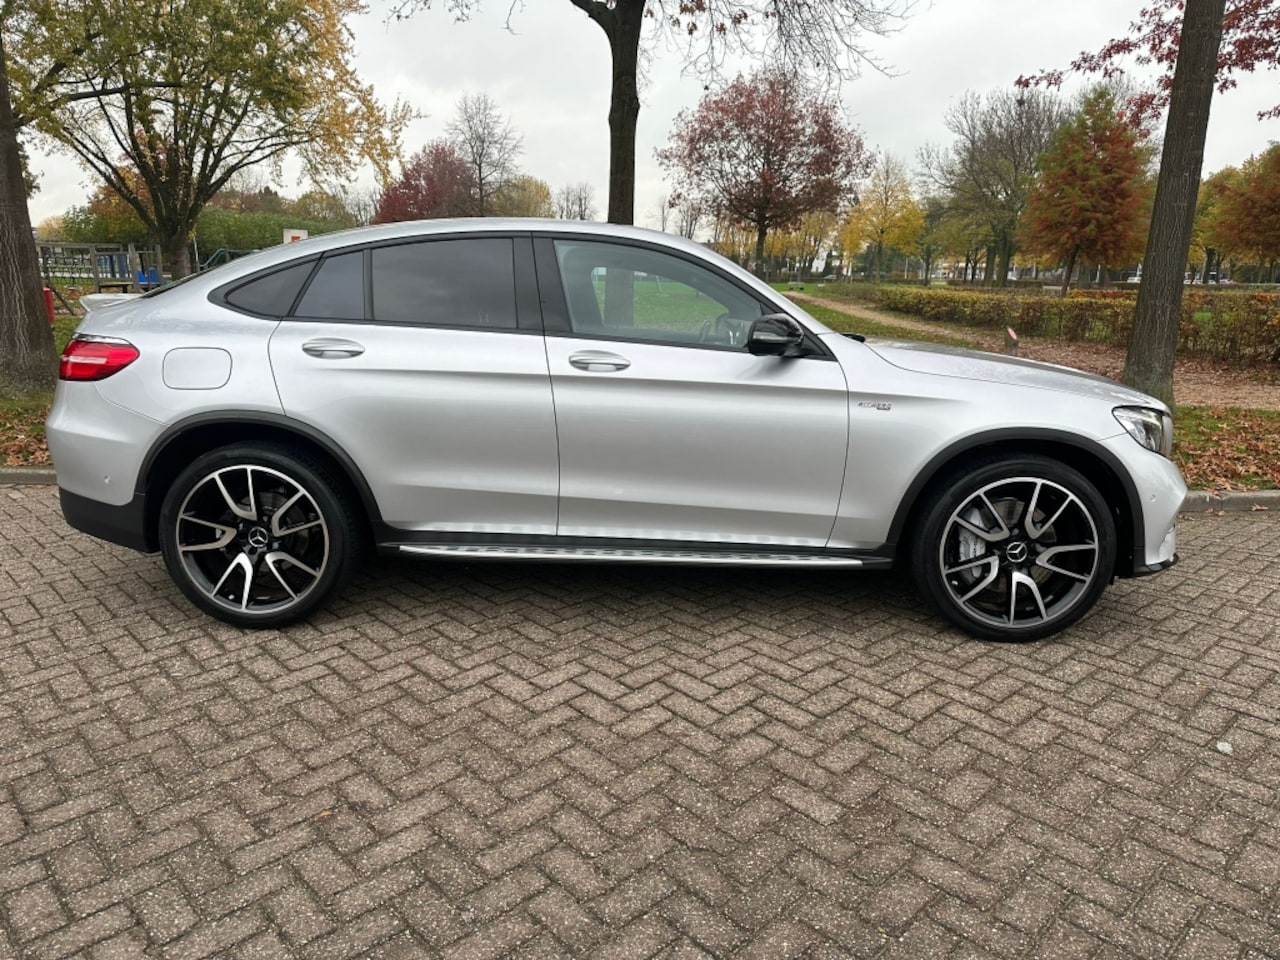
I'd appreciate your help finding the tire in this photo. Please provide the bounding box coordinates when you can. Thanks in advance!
[158,443,364,628]
[911,455,1117,642]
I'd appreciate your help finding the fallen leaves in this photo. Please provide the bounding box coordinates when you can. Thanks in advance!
[1173,406,1280,492]
[0,403,52,467]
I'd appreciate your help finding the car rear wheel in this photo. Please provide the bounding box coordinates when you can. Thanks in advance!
[912,456,1117,642]
[158,444,362,628]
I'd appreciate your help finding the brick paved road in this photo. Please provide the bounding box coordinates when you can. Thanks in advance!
[1,484,1278,959]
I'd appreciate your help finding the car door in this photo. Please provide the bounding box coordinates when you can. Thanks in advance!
[537,236,849,547]
[268,234,559,535]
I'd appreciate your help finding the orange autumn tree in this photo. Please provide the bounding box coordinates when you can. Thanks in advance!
[1215,145,1280,279]
[1022,89,1153,295]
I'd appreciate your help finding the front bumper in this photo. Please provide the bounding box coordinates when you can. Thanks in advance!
[1131,554,1179,577]
[59,487,154,553]
[1102,434,1185,577]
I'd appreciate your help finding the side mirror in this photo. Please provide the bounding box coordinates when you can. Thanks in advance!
[747,314,806,357]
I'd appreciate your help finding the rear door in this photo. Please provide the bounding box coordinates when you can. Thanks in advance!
[267,234,559,535]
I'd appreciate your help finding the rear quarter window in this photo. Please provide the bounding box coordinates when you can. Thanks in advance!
[223,260,317,317]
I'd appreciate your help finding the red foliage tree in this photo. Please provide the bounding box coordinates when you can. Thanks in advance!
[1022,0,1280,120]
[1023,89,1153,295]
[372,140,473,223]
[657,67,866,271]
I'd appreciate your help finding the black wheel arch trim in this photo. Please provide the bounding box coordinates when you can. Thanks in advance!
[136,411,385,527]
[884,427,1145,575]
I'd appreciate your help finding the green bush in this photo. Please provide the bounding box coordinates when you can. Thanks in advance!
[865,286,1280,363]
[193,209,345,253]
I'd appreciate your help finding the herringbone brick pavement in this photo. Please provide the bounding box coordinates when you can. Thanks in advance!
[0,484,1277,959]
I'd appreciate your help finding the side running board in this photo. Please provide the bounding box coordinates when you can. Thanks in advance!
[395,543,891,569]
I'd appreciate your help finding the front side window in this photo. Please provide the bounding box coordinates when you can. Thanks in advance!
[553,240,763,348]
[372,238,517,329]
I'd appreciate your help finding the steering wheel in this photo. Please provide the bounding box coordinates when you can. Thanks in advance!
[714,312,747,346]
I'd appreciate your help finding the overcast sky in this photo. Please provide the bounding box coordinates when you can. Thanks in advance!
[24,0,1280,228]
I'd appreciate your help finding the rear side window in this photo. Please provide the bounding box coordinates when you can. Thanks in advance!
[294,251,365,320]
[224,260,315,316]
[371,238,516,328]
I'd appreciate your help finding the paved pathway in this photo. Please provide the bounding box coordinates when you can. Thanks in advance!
[1,484,1278,959]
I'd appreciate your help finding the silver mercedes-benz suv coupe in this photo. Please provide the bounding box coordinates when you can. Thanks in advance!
[47,219,1185,641]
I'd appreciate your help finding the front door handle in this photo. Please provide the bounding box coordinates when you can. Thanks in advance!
[302,338,365,359]
[569,350,630,372]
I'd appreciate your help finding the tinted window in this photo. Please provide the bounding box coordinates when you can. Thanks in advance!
[552,240,762,348]
[225,260,315,316]
[294,251,365,320]
[372,239,516,328]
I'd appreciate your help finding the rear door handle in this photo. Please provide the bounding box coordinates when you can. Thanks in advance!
[568,350,630,372]
[302,338,365,359]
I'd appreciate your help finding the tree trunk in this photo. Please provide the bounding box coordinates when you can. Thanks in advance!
[0,36,57,397]
[1202,248,1215,284]
[754,222,768,277]
[163,231,193,279]
[983,245,995,285]
[1061,249,1078,298]
[1122,0,1226,406]
[602,2,645,225]
[996,237,1013,287]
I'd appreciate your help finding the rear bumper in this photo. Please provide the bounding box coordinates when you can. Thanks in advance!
[59,487,154,553]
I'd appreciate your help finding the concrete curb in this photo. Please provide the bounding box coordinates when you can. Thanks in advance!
[3,464,1277,514]
[0,466,58,486]
[1181,489,1280,513]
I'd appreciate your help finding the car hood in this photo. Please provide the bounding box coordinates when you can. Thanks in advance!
[863,339,1165,409]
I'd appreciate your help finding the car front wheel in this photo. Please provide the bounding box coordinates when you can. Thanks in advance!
[913,456,1117,642]
[158,444,362,628]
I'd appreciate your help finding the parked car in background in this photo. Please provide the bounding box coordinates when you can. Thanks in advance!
[47,220,1185,641]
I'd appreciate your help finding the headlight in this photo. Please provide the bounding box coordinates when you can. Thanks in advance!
[1114,406,1173,458]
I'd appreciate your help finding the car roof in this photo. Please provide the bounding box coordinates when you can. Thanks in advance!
[217,218,715,275]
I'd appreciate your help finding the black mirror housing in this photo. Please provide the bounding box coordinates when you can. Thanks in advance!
[747,314,807,357]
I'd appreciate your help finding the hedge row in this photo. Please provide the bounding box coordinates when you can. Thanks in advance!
[867,287,1280,363]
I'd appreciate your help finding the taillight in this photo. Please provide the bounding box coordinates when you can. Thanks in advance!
[59,337,140,381]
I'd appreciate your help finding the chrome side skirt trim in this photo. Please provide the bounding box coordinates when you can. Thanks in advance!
[396,543,887,568]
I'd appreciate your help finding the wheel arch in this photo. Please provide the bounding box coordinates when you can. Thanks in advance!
[887,429,1143,578]
[137,412,382,551]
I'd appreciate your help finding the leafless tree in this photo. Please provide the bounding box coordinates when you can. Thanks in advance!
[347,186,382,226]
[446,92,523,217]
[653,194,671,232]
[554,182,597,220]
[676,197,703,239]
[921,88,1066,285]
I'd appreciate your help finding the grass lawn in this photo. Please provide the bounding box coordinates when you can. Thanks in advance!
[797,302,983,349]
